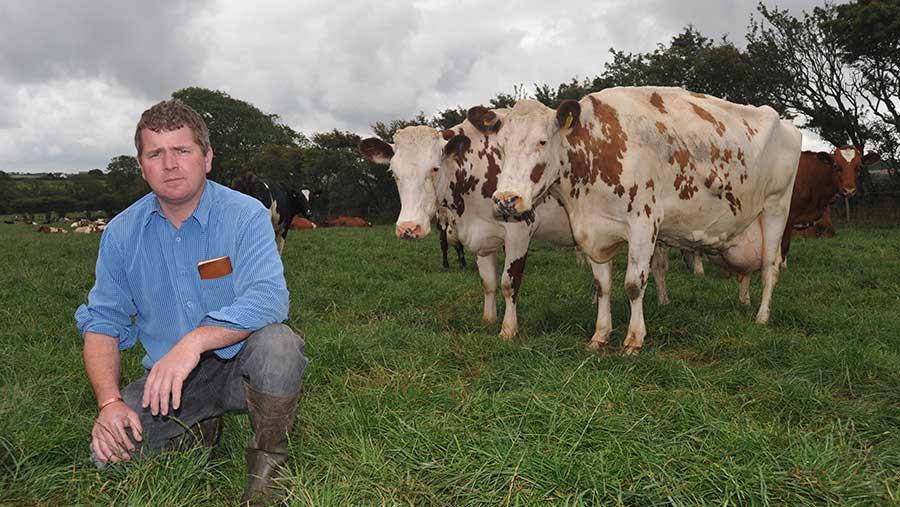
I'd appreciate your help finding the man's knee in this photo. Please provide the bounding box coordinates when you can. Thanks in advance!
[243,324,308,395]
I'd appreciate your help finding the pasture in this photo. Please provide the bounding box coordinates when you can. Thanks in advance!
[1,220,898,506]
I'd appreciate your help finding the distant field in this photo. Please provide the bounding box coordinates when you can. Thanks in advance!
[1,220,898,506]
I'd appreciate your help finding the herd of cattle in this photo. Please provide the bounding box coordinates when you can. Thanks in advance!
[13,86,879,355]
[359,86,879,354]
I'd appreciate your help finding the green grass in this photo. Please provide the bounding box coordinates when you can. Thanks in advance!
[1,219,899,506]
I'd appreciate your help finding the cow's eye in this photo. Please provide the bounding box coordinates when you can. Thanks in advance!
[538,140,547,147]
[432,167,439,173]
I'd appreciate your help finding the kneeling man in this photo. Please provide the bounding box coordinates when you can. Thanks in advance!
[75,99,308,506]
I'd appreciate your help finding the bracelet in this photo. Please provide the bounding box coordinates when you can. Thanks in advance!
[98,396,123,412]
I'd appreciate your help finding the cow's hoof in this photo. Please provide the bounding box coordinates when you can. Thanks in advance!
[586,338,611,353]
[621,345,642,356]
[499,328,517,341]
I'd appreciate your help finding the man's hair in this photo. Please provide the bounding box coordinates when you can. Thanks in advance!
[134,99,211,157]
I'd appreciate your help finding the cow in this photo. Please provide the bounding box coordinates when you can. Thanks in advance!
[320,216,371,227]
[231,173,314,255]
[781,148,879,261]
[437,216,467,270]
[290,216,318,230]
[488,87,802,354]
[359,112,636,340]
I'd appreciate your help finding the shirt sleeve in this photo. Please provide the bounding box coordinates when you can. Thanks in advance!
[200,207,289,330]
[74,228,139,350]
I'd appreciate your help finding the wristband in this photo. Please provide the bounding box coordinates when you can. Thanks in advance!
[98,396,123,412]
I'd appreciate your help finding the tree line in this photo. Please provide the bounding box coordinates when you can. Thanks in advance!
[2,0,897,221]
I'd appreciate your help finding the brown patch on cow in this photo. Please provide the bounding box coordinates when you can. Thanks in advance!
[627,184,638,212]
[674,173,698,200]
[704,171,718,189]
[655,121,667,134]
[670,148,691,171]
[667,135,674,145]
[652,222,657,241]
[690,92,707,99]
[530,162,546,183]
[742,119,758,139]
[477,135,502,198]
[722,149,733,163]
[645,179,655,190]
[690,103,726,136]
[450,169,478,217]
[566,96,629,197]
[507,255,528,303]
[650,92,667,114]
[723,183,742,215]
[644,204,652,218]
[737,148,746,167]
[441,129,456,141]
[710,144,721,162]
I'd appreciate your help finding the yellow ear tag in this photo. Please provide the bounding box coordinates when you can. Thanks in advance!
[563,112,574,130]
[484,120,491,127]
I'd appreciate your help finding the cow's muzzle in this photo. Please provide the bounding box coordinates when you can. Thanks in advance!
[839,187,856,198]
[396,222,424,240]
[492,192,526,219]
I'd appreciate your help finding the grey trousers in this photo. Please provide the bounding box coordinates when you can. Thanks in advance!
[91,323,308,465]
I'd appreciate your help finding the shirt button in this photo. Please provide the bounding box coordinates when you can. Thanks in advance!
[175,236,181,242]
[186,301,193,308]
[180,270,186,276]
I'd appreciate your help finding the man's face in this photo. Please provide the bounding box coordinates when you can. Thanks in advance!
[138,126,212,209]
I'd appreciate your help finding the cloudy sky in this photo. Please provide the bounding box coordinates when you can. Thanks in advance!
[1,0,829,173]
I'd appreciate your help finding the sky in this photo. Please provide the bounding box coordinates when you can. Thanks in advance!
[0,0,830,173]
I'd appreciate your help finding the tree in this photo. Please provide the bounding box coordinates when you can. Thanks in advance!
[746,3,875,150]
[370,113,429,143]
[431,107,467,130]
[172,87,304,185]
[106,155,148,211]
[489,84,530,109]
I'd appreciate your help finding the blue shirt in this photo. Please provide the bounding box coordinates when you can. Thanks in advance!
[75,180,289,370]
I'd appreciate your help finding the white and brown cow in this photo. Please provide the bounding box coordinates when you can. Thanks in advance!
[490,87,802,354]
[359,111,584,340]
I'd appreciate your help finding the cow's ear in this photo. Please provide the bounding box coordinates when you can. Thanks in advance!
[816,152,834,166]
[358,138,394,164]
[861,152,881,165]
[556,100,580,131]
[443,135,471,163]
[467,106,502,134]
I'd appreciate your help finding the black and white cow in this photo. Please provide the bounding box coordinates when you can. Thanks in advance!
[232,173,314,255]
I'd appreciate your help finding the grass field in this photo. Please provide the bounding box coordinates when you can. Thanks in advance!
[1,219,898,506]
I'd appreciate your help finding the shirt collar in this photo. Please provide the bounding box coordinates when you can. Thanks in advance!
[143,180,215,230]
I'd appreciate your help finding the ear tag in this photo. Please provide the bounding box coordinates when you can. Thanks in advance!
[563,112,574,130]
[484,120,491,127]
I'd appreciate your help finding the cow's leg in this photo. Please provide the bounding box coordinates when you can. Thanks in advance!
[439,226,450,270]
[757,207,790,324]
[499,229,531,340]
[455,242,467,269]
[738,273,751,305]
[681,250,705,276]
[476,252,498,325]
[587,259,613,350]
[779,220,793,269]
[651,244,669,305]
[622,232,654,355]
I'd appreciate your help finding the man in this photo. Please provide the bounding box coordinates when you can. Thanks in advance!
[75,99,308,506]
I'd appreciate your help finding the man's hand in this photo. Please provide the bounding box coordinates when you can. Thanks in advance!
[142,338,201,416]
[92,401,142,464]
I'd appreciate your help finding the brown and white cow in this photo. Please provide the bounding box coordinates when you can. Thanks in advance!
[490,87,802,354]
[321,216,371,227]
[359,111,594,340]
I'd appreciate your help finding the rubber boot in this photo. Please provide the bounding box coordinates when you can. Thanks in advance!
[240,383,300,506]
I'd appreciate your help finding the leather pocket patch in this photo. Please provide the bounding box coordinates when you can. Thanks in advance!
[198,256,233,280]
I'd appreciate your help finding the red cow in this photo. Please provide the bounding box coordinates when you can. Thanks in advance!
[290,216,317,229]
[782,147,879,261]
[321,216,371,227]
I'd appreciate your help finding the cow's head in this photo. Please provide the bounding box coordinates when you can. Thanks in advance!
[359,126,447,240]
[489,99,566,219]
[831,145,881,197]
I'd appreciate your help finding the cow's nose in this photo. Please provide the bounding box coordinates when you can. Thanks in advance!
[492,192,523,217]
[841,187,856,198]
[396,222,423,240]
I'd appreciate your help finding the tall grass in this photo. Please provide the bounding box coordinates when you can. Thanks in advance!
[1,220,898,506]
